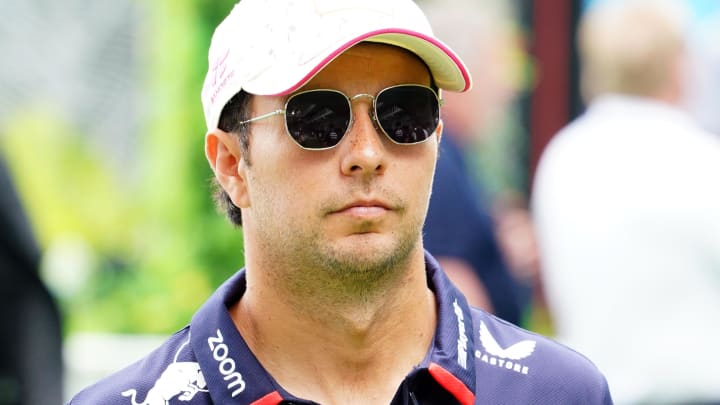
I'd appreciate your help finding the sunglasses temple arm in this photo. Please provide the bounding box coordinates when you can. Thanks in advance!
[239,109,285,125]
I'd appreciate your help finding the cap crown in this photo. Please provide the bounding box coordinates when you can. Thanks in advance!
[201,0,471,130]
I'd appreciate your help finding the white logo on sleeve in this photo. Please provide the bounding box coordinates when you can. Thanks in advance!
[121,362,207,405]
[121,335,208,405]
[475,321,536,375]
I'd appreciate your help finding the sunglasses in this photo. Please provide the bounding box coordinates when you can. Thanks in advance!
[239,84,442,150]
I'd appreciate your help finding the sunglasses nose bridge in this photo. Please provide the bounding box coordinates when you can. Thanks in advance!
[349,93,381,133]
[349,93,374,103]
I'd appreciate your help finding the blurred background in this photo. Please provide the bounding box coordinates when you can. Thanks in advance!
[0,0,718,402]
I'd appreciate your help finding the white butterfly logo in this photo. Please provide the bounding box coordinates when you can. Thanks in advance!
[479,321,536,360]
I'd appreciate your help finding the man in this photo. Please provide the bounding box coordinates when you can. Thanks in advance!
[70,0,612,403]
[532,0,720,403]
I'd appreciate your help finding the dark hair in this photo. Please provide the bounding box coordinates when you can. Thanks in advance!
[214,90,252,226]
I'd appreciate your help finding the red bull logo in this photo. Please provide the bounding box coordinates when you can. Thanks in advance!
[121,362,207,405]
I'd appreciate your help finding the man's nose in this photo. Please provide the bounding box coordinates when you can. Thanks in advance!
[339,102,387,178]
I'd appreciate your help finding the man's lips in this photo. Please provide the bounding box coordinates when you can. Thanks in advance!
[332,200,392,218]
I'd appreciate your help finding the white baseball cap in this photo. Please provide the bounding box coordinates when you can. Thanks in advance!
[201,0,472,131]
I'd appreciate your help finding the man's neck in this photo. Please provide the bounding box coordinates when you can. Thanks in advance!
[230,248,437,405]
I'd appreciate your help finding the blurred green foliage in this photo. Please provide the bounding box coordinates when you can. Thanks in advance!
[0,0,242,335]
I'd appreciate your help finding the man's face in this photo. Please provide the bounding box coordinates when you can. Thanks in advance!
[238,43,440,279]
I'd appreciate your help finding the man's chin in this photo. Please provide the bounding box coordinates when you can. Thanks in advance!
[332,232,397,256]
[320,235,417,279]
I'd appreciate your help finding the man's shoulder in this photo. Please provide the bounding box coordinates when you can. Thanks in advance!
[67,327,213,405]
[470,309,613,404]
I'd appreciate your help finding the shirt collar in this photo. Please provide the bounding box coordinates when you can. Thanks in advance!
[189,251,476,404]
[421,251,477,405]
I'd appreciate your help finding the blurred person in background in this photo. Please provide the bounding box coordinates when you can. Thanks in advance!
[421,0,535,325]
[0,154,63,405]
[69,0,612,403]
[532,0,720,403]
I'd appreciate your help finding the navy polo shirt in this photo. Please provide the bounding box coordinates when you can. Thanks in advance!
[69,252,612,404]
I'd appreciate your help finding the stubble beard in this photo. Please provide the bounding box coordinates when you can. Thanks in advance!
[257,210,424,305]
[315,224,420,295]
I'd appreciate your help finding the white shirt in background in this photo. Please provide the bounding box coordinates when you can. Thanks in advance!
[532,94,720,404]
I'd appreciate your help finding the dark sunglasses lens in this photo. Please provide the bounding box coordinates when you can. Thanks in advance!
[285,91,350,149]
[375,86,439,144]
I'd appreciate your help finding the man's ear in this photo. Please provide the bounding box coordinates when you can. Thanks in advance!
[205,129,250,208]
